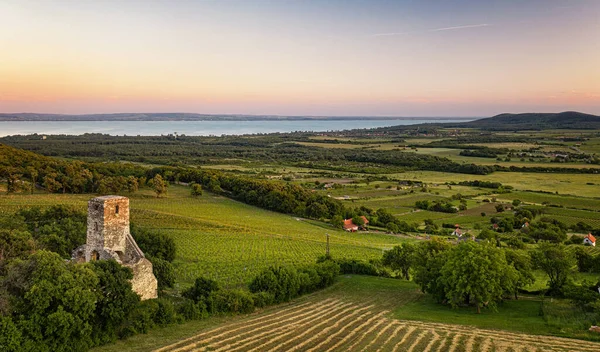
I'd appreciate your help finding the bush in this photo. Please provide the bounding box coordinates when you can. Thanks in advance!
[119,300,158,337]
[177,299,208,321]
[154,298,182,326]
[131,226,176,262]
[213,290,255,314]
[183,277,220,303]
[150,257,176,292]
[336,258,380,276]
[249,266,300,303]
[252,292,275,308]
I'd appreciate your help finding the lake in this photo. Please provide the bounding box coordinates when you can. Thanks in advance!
[0,119,473,137]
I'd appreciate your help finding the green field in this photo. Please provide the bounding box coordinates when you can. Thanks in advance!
[0,186,409,288]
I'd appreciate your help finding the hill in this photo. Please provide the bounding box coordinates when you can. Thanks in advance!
[459,111,600,130]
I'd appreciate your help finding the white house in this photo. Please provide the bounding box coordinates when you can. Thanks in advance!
[584,234,596,247]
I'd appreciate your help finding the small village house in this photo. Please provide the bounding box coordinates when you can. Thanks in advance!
[343,216,369,232]
[584,233,596,247]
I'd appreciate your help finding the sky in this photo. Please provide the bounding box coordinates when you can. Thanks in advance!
[0,0,599,117]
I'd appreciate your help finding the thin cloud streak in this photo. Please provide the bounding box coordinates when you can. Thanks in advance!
[430,23,490,32]
[370,23,491,37]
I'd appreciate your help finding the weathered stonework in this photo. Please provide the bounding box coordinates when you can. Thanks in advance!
[72,195,158,300]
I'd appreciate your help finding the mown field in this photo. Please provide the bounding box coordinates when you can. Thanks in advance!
[93,276,600,352]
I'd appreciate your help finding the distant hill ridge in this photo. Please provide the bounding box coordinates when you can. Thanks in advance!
[458,111,600,130]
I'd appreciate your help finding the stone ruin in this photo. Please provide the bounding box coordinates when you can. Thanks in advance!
[72,195,158,300]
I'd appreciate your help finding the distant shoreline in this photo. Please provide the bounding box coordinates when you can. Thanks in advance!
[0,113,477,122]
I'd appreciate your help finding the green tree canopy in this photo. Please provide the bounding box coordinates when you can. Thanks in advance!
[441,242,517,313]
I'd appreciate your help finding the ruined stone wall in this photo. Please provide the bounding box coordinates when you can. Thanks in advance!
[128,258,158,300]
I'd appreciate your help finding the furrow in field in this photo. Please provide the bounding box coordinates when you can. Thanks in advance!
[195,299,346,352]
[435,332,457,352]
[446,332,462,352]
[406,329,431,352]
[323,310,388,352]
[165,299,339,352]
[343,315,391,352]
[274,304,376,352]
[464,334,476,352]
[375,324,407,352]
[394,320,600,351]
[422,330,441,352]
[360,320,398,352]
[153,299,324,352]
[303,308,385,352]
[391,326,419,352]
[224,301,358,352]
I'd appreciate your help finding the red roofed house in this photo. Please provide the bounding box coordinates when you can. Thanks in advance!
[343,216,369,232]
[452,224,462,237]
[584,234,596,247]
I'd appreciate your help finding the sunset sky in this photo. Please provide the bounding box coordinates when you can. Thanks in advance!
[1,0,599,116]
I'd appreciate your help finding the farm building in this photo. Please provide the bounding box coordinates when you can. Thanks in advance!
[584,233,596,246]
[452,225,462,237]
[343,216,369,232]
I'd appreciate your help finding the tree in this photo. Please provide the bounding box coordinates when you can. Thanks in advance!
[190,183,203,197]
[512,199,522,207]
[495,204,505,213]
[1,251,99,351]
[126,176,139,193]
[131,226,176,262]
[150,257,176,292]
[412,238,450,302]
[88,260,139,345]
[331,215,344,229]
[504,249,535,299]
[352,216,365,227]
[531,243,575,296]
[386,222,399,234]
[441,242,517,313]
[152,174,167,198]
[382,243,415,280]
[183,277,220,303]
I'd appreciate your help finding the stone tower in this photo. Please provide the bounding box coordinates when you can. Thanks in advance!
[86,196,130,262]
[73,195,158,300]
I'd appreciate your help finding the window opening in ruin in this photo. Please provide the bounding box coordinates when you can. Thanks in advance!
[91,250,99,261]
[94,222,98,231]
[116,205,119,214]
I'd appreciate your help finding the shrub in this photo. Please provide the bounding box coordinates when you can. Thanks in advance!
[131,226,176,262]
[150,257,176,292]
[153,298,182,326]
[252,292,275,308]
[336,258,380,276]
[183,277,220,303]
[213,290,255,314]
[249,266,300,303]
[177,299,208,321]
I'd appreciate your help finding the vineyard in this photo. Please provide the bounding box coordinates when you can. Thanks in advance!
[0,186,409,287]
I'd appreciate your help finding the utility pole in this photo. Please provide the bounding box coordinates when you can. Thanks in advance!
[326,233,330,257]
